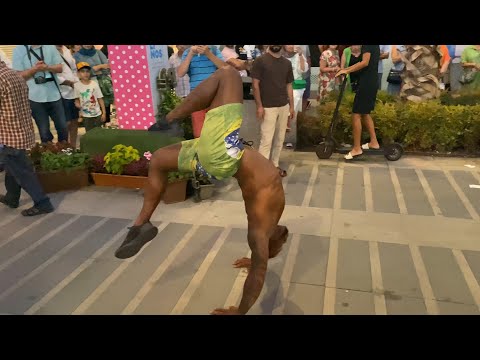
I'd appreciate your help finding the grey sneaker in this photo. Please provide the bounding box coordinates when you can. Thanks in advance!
[114,222,158,259]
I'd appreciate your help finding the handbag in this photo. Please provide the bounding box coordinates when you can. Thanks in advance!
[387,69,403,84]
[459,69,476,85]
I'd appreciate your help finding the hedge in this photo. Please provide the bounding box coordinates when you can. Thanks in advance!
[298,90,480,153]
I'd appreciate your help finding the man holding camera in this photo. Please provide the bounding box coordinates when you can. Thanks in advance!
[12,45,68,144]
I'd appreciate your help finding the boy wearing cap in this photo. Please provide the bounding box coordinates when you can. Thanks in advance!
[74,62,106,131]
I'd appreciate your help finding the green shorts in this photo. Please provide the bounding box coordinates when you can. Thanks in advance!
[178,103,244,180]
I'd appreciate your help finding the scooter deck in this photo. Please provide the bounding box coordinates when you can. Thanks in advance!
[337,147,385,155]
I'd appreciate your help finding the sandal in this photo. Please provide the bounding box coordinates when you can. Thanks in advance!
[278,167,287,177]
[21,206,54,217]
[0,195,18,209]
[362,143,380,150]
[344,151,363,160]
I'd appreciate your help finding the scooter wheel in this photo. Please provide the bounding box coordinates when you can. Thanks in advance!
[384,143,403,161]
[316,142,334,159]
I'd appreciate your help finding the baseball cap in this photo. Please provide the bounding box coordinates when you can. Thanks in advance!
[77,62,91,71]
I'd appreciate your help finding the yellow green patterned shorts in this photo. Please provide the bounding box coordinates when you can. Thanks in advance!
[178,103,244,180]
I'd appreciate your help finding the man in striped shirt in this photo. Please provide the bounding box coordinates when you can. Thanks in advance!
[177,45,225,90]
[177,46,225,138]
[0,60,54,216]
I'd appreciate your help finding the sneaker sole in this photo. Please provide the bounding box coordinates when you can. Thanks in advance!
[114,226,158,259]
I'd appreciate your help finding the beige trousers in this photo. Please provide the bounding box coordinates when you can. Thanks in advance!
[258,104,290,167]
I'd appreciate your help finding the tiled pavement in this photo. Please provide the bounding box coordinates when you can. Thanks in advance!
[1,152,480,315]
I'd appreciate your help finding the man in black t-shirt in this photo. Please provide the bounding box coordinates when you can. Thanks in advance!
[251,45,294,177]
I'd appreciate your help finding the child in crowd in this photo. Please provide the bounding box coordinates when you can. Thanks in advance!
[74,62,106,131]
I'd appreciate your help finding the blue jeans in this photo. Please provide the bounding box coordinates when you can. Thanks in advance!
[30,99,68,143]
[0,146,53,210]
[387,82,401,96]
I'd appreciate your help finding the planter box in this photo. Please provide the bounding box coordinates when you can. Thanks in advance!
[36,168,89,193]
[91,173,187,204]
[91,173,147,189]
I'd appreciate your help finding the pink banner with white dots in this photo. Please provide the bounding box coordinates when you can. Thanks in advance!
[109,45,169,130]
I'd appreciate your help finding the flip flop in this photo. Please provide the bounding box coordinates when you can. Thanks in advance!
[344,151,363,160]
[362,143,380,150]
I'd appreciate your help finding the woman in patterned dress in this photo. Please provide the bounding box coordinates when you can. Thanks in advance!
[318,45,340,102]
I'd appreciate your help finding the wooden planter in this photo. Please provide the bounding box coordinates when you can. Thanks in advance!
[91,173,187,204]
[36,168,89,193]
[91,173,147,189]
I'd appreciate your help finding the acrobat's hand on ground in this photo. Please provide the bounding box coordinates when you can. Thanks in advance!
[210,306,241,315]
[233,257,251,270]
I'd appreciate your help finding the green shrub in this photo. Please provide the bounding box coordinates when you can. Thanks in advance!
[299,97,480,153]
[104,145,140,175]
[440,90,480,106]
[40,150,90,172]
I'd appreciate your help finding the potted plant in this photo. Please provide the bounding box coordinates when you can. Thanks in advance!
[90,145,190,204]
[29,142,90,193]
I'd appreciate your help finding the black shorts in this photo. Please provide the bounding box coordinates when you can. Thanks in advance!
[62,98,79,122]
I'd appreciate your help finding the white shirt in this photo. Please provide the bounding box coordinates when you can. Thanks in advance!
[286,53,309,81]
[74,80,103,117]
[378,45,391,73]
[168,53,191,98]
[57,46,79,99]
[0,49,12,68]
[453,45,469,63]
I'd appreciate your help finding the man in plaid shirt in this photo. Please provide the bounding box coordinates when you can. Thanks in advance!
[0,60,54,216]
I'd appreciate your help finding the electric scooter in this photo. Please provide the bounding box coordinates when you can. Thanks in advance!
[315,76,403,161]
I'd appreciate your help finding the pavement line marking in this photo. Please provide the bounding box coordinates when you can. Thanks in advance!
[71,222,170,315]
[415,169,442,217]
[0,213,53,250]
[444,171,479,221]
[223,250,251,308]
[25,225,129,315]
[369,241,387,315]
[471,171,480,184]
[0,218,109,303]
[363,167,374,213]
[272,234,301,315]
[121,225,199,315]
[303,160,389,169]
[409,244,439,315]
[302,165,318,207]
[0,213,18,229]
[282,164,296,192]
[452,249,480,311]
[323,236,339,315]
[170,226,232,315]
[0,215,80,273]
[389,167,408,215]
[333,163,344,210]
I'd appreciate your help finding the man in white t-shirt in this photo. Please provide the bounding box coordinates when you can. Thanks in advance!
[56,45,80,147]
[378,45,391,90]
[295,45,311,111]
[168,45,191,98]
